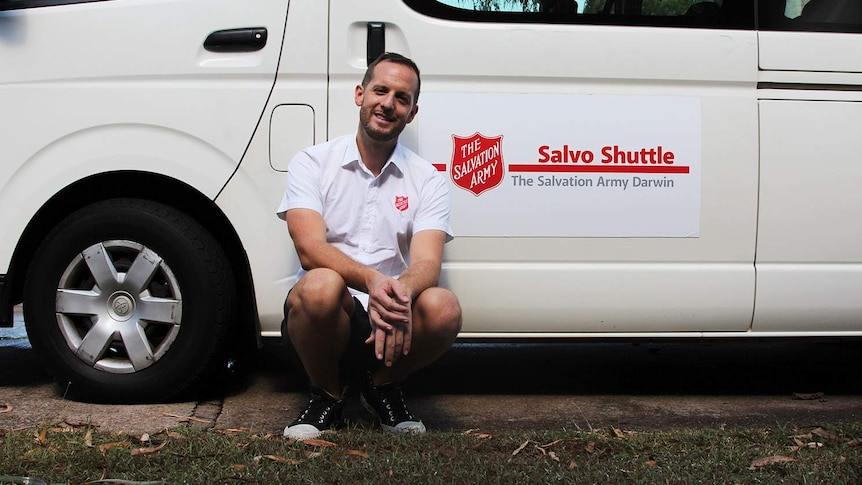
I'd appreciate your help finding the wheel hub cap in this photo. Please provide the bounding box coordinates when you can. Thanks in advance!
[108,291,135,322]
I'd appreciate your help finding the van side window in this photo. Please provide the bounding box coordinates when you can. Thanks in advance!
[758,0,862,33]
[0,0,108,11]
[404,0,755,29]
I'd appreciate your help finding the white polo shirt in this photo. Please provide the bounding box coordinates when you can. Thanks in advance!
[277,134,453,304]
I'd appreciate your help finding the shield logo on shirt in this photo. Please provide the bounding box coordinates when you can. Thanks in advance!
[450,132,504,196]
[395,195,409,212]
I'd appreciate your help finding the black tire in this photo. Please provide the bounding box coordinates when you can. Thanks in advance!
[23,198,235,402]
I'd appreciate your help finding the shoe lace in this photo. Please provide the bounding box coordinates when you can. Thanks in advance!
[372,383,416,424]
[296,392,340,426]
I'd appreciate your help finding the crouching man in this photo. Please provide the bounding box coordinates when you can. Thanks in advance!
[276,52,462,439]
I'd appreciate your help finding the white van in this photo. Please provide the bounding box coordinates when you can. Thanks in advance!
[1,0,861,401]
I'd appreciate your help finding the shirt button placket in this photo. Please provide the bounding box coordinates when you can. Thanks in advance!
[359,179,378,254]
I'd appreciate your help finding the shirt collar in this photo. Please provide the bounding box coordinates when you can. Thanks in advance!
[342,135,406,176]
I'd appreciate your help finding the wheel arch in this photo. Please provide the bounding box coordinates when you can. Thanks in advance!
[5,171,260,352]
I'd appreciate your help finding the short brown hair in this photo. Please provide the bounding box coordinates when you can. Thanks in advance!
[362,52,421,102]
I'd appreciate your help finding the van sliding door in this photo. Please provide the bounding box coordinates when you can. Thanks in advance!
[328,0,759,335]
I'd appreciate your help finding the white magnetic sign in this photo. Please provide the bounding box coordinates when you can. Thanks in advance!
[417,93,702,237]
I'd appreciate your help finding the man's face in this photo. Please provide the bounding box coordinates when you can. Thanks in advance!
[355,61,419,142]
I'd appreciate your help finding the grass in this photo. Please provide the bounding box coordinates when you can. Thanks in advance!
[1,422,861,484]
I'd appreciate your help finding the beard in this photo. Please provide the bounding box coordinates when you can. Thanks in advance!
[359,104,406,142]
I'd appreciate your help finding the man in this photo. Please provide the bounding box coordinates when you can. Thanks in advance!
[276,53,462,439]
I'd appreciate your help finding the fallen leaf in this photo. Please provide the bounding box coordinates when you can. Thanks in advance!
[568,461,577,470]
[301,438,337,448]
[548,451,560,462]
[812,427,841,442]
[512,440,531,456]
[258,454,301,465]
[792,392,824,400]
[789,438,805,453]
[645,460,657,467]
[612,427,626,438]
[98,441,130,455]
[231,464,246,472]
[585,442,596,453]
[162,413,211,424]
[84,429,94,448]
[131,441,168,456]
[0,403,12,413]
[473,433,493,440]
[346,450,370,458]
[63,420,93,429]
[540,439,564,449]
[34,427,48,446]
[463,428,480,435]
[846,438,862,447]
[139,433,150,443]
[749,455,794,471]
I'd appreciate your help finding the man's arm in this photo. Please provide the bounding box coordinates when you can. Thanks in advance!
[285,208,377,291]
[286,207,411,331]
[397,229,447,300]
[367,229,447,366]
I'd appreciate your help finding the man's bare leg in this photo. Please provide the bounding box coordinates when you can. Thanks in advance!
[286,268,355,399]
[372,287,462,385]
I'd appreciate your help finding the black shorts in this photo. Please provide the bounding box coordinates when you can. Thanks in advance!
[281,296,379,387]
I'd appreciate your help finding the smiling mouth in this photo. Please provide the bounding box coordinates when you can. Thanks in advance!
[374,111,395,122]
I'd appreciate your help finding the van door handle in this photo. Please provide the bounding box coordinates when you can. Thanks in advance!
[204,27,268,53]
[367,22,385,65]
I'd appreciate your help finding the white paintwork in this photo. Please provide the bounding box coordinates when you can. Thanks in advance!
[759,31,862,73]
[0,0,289,269]
[326,2,759,334]
[2,0,862,341]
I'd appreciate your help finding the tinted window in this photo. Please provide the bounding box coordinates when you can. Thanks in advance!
[404,0,754,29]
[0,0,108,11]
[758,0,862,33]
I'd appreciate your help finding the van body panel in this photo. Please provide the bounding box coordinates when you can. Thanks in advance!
[0,0,289,270]
[323,3,759,333]
[754,98,862,331]
[760,31,862,73]
[218,0,330,335]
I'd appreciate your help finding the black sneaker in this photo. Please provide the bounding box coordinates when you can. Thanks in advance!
[360,374,426,434]
[283,388,345,440]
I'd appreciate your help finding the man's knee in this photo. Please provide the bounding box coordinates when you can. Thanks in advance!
[415,287,462,337]
[287,268,350,322]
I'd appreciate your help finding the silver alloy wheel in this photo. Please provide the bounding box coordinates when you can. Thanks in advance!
[54,240,182,374]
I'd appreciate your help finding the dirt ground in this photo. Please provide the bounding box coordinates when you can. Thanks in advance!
[3,318,862,435]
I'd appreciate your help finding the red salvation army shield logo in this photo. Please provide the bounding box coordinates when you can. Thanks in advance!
[394,195,408,212]
[450,133,504,196]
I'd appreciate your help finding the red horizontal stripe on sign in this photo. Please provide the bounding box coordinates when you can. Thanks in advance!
[433,163,447,172]
[508,164,690,174]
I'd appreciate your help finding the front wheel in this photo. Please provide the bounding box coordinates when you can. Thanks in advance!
[23,198,236,402]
